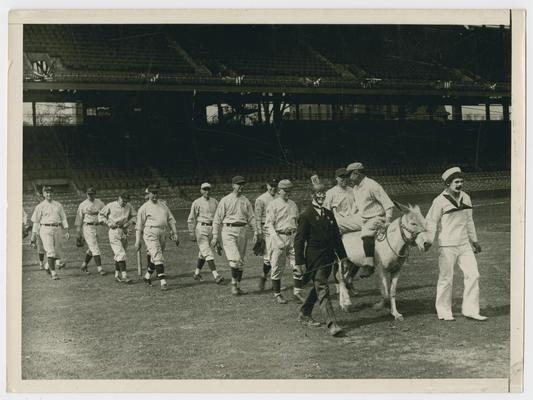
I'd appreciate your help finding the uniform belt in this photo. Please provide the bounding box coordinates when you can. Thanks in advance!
[199,222,213,226]
[85,222,98,226]
[147,225,166,229]
[224,222,246,227]
[42,223,60,227]
[110,226,122,230]
[276,229,296,235]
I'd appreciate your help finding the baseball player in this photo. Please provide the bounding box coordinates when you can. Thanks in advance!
[76,187,106,275]
[211,176,256,296]
[187,182,224,284]
[135,184,179,291]
[254,178,278,290]
[29,186,70,280]
[347,162,394,278]
[323,167,361,233]
[98,192,137,283]
[264,179,304,304]
[423,167,487,321]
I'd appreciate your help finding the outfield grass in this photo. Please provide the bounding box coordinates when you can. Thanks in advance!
[21,195,510,379]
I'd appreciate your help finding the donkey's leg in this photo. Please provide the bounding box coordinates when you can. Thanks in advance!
[389,268,403,321]
[335,262,353,312]
[373,264,389,310]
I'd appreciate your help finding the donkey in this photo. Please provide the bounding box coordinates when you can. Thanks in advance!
[336,202,427,320]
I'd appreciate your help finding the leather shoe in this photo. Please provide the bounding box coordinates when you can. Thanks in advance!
[438,315,455,321]
[275,295,288,304]
[258,276,267,290]
[215,275,225,284]
[298,313,321,327]
[193,273,203,281]
[464,314,488,321]
[328,324,344,337]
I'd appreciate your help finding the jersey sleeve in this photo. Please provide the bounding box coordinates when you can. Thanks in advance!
[373,182,394,211]
[98,204,111,224]
[74,203,84,227]
[59,205,69,229]
[247,198,256,231]
[187,200,198,233]
[31,205,41,232]
[254,197,264,233]
[212,198,225,236]
[135,205,146,231]
[264,201,275,234]
[424,198,443,244]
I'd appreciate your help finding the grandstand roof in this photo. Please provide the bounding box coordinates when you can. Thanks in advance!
[23,25,510,98]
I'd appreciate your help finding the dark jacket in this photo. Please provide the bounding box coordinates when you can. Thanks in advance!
[294,204,347,282]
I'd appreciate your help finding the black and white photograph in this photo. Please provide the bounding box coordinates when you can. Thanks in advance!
[5,8,526,393]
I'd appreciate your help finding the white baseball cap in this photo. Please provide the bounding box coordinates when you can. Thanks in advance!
[441,167,462,183]
[346,162,365,172]
[200,182,211,190]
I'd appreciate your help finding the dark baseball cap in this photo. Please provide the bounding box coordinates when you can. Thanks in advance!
[267,178,279,187]
[232,176,246,185]
[42,185,53,192]
[120,192,131,201]
[335,168,349,178]
[147,184,160,193]
[86,187,96,194]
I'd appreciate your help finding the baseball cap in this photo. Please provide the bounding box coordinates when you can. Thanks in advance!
[86,187,96,194]
[42,185,53,193]
[346,162,365,172]
[310,175,326,193]
[267,178,279,187]
[442,167,463,184]
[200,182,211,190]
[147,184,160,193]
[278,179,293,190]
[232,176,246,185]
[335,167,349,178]
[120,192,131,201]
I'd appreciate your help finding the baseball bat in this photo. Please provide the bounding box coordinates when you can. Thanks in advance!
[136,248,142,277]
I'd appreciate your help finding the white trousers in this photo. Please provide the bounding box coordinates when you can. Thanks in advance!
[143,226,167,265]
[221,226,247,268]
[269,232,295,280]
[109,228,128,262]
[436,244,481,318]
[83,224,101,256]
[39,226,63,258]
[195,224,215,261]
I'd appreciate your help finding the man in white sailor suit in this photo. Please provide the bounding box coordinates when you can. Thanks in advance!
[421,167,487,321]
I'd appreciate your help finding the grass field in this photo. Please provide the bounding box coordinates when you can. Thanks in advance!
[21,193,510,379]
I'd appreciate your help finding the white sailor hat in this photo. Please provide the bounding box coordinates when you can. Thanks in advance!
[278,179,293,190]
[200,182,211,190]
[442,167,463,184]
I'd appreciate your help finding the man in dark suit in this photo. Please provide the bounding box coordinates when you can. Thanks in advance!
[294,176,349,337]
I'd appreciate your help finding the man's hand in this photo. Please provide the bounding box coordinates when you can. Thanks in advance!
[210,237,218,248]
[64,231,70,241]
[472,242,482,254]
[134,240,141,251]
[30,233,37,248]
[254,232,263,243]
[189,232,196,242]
[215,242,223,256]
[294,264,305,276]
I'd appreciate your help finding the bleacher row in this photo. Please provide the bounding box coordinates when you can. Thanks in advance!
[22,170,511,218]
[22,25,506,85]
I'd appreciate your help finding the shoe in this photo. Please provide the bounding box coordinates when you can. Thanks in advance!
[231,285,240,296]
[57,262,65,270]
[144,277,153,287]
[161,283,168,291]
[258,276,266,290]
[328,324,344,337]
[215,275,225,284]
[298,313,321,327]
[51,275,60,281]
[99,270,107,276]
[45,268,51,275]
[115,276,123,283]
[237,288,248,295]
[464,314,488,321]
[122,277,132,284]
[39,264,44,270]
[80,265,89,274]
[275,295,288,304]
[293,292,306,304]
[438,315,455,321]
[193,273,203,281]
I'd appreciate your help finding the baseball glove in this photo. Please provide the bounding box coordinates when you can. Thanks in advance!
[252,238,266,256]
[76,236,85,248]
[215,242,223,256]
[22,224,31,239]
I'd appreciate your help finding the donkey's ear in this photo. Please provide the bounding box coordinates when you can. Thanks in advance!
[394,200,410,213]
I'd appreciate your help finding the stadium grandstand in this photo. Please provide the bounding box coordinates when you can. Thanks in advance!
[22,24,511,212]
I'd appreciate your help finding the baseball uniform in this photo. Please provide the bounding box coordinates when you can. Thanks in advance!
[255,191,276,265]
[187,196,219,262]
[323,185,361,233]
[75,198,105,256]
[99,200,137,262]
